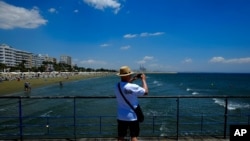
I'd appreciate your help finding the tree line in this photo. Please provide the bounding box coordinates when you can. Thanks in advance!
[0,61,116,72]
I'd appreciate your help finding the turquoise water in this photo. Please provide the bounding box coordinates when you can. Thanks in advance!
[1,73,250,137]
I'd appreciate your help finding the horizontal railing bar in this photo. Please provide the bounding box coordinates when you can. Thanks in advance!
[1,95,250,99]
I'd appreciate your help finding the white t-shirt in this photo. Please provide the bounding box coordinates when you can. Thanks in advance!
[115,81,145,121]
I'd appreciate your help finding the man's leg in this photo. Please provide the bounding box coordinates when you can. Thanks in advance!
[118,137,125,141]
[117,120,128,141]
[131,137,138,141]
[129,121,140,141]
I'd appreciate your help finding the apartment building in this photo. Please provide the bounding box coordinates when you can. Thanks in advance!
[0,44,32,68]
[60,55,72,66]
[1,44,69,71]
[0,44,15,67]
[32,54,57,68]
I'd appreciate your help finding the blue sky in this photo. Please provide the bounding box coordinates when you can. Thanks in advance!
[0,0,250,73]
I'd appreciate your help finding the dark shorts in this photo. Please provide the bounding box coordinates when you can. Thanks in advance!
[117,120,140,137]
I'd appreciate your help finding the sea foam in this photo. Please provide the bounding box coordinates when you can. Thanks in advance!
[213,98,250,110]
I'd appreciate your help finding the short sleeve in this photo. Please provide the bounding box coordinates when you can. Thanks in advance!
[129,84,145,96]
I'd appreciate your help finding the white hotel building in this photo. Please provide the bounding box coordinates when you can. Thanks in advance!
[0,44,58,70]
[0,44,32,68]
[60,55,72,66]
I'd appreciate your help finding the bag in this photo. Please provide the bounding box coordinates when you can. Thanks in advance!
[134,105,144,122]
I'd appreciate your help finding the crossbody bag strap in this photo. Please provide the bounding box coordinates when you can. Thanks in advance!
[117,83,135,111]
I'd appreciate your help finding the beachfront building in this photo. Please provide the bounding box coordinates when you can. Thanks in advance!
[60,55,72,66]
[32,54,57,71]
[0,44,58,71]
[0,44,32,69]
[16,49,33,69]
[32,54,57,68]
[0,44,16,67]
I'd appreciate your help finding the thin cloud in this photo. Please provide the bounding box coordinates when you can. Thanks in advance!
[0,1,47,29]
[143,56,154,61]
[140,32,165,37]
[74,9,79,13]
[48,8,58,13]
[209,57,250,64]
[120,45,131,50]
[124,32,164,39]
[182,58,193,64]
[100,43,110,47]
[83,0,121,14]
[137,56,154,64]
[123,34,138,39]
[80,59,106,65]
[137,60,146,64]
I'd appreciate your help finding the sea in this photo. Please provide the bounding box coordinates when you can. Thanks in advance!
[1,73,250,138]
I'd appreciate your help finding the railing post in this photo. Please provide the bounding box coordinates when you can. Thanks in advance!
[223,98,228,139]
[200,113,203,135]
[18,97,23,141]
[248,114,250,125]
[73,97,76,139]
[99,116,102,134]
[153,116,155,133]
[46,117,50,134]
[176,98,179,140]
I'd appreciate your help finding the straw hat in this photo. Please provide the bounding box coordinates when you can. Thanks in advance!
[116,66,134,76]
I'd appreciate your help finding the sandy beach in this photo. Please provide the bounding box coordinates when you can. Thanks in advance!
[0,72,113,96]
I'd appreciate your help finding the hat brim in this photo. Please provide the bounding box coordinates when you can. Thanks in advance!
[116,72,134,76]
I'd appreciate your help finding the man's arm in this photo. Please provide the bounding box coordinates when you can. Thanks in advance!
[141,74,148,95]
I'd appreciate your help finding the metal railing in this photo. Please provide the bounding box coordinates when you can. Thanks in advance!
[0,95,250,140]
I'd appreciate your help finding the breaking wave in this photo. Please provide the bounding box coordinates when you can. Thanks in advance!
[213,98,250,110]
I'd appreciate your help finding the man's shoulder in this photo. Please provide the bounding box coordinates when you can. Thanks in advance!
[125,83,144,92]
[126,82,139,88]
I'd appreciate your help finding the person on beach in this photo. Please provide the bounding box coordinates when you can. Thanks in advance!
[24,81,31,92]
[59,81,63,87]
[28,82,31,91]
[24,81,29,91]
[115,66,148,141]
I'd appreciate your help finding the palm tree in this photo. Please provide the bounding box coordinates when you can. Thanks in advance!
[17,60,27,72]
[0,63,6,72]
